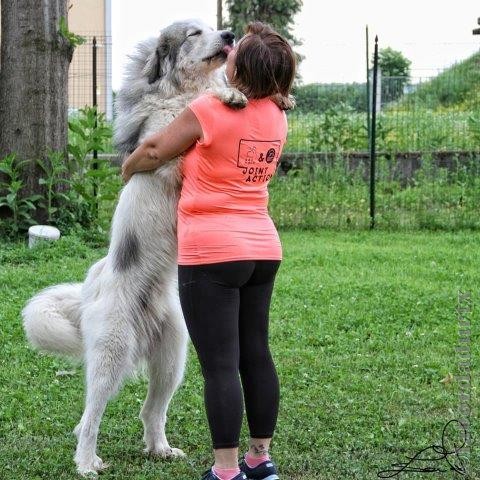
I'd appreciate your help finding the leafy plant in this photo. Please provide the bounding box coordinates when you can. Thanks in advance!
[0,154,42,237]
[307,103,367,152]
[68,107,113,173]
[64,107,120,233]
[37,151,71,224]
[58,16,85,49]
[375,116,395,152]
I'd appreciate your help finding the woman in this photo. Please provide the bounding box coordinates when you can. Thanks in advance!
[122,21,296,480]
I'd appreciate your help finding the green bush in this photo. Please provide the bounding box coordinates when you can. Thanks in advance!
[307,104,367,152]
[0,155,43,238]
[0,107,120,243]
[61,107,121,235]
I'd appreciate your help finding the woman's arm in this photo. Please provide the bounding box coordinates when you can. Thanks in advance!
[121,106,202,182]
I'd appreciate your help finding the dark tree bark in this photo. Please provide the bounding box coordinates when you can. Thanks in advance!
[217,0,223,30]
[0,0,73,221]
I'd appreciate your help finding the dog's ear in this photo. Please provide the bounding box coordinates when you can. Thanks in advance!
[145,48,162,84]
[145,35,179,85]
[145,35,169,84]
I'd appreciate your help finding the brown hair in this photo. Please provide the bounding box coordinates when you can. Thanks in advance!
[232,21,296,99]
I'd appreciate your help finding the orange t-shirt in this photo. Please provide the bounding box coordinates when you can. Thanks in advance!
[177,93,287,265]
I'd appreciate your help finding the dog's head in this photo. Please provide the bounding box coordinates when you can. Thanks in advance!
[144,19,234,87]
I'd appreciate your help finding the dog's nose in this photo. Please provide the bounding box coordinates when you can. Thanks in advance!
[221,31,235,45]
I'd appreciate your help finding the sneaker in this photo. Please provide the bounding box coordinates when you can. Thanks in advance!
[200,467,247,480]
[239,456,280,480]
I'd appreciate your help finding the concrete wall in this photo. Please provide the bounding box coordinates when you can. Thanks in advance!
[69,0,105,34]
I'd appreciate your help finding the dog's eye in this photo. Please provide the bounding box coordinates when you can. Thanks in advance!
[188,30,202,37]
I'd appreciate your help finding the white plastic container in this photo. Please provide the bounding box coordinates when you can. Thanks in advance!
[28,225,61,248]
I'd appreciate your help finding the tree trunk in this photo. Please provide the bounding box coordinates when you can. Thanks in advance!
[217,0,223,30]
[0,0,73,221]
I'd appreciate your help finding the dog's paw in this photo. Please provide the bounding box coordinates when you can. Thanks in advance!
[271,93,296,110]
[144,444,186,459]
[209,87,247,109]
[76,455,109,476]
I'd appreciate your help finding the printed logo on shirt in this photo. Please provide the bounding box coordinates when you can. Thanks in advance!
[237,139,281,183]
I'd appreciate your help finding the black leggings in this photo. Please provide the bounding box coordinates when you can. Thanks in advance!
[178,260,281,449]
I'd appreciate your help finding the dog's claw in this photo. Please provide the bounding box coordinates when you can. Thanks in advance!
[226,90,248,109]
[271,93,296,110]
[76,455,108,476]
[144,445,186,459]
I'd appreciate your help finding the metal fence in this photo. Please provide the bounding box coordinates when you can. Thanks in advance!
[270,149,480,230]
[69,35,113,120]
[72,35,480,231]
[273,47,480,230]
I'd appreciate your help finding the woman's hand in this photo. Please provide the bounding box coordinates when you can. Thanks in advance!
[118,106,202,184]
[121,160,133,183]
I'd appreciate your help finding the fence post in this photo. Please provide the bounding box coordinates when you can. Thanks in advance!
[366,26,370,151]
[369,35,379,229]
[92,36,98,216]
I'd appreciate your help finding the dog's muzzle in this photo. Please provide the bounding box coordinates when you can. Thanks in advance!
[202,30,235,62]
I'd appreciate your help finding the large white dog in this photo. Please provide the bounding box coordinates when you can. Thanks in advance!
[22,19,246,476]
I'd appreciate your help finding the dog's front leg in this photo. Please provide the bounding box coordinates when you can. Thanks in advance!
[208,86,248,109]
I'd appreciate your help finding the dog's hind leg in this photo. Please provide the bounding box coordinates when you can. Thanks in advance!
[74,334,134,475]
[141,305,188,458]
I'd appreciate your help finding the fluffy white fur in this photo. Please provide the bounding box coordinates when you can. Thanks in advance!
[21,19,245,476]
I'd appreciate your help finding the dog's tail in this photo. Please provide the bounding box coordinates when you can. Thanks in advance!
[22,283,84,358]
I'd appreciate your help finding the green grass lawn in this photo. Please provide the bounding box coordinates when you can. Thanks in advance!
[1,230,479,479]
